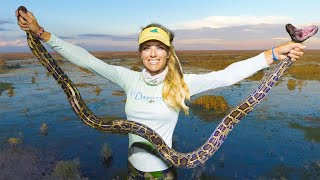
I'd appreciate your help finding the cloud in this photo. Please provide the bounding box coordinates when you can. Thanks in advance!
[0,28,12,31]
[0,20,14,31]
[77,34,136,41]
[61,36,137,51]
[0,39,26,47]
[0,20,13,24]
[174,24,286,41]
[2,23,320,53]
[172,15,293,29]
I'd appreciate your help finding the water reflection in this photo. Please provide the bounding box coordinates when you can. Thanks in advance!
[289,122,320,142]
[0,57,319,179]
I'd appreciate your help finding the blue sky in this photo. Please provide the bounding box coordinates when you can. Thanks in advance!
[1,0,320,52]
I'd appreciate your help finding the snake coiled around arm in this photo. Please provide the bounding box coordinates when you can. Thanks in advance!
[18,6,318,168]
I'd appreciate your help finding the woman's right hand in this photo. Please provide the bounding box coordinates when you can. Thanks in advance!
[15,8,50,42]
[16,9,42,35]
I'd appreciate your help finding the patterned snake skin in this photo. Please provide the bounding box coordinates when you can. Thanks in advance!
[18,6,318,168]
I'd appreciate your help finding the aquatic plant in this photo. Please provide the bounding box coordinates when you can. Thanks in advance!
[0,59,21,74]
[51,159,86,179]
[40,123,48,136]
[94,86,102,96]
[303,161,320,179]
[0,60,9,74]
[0,82,13,95]
[190,95,230,121]
[112,90,125,96]
[31,76,36,84]
[288,64,320,80]
[191,95,229,111]
[101,143,113,163]
[287,79,296,91]
[7,137,22,147]
[75,83,96,88]
[7,86,14,97]
[289,123,320,142]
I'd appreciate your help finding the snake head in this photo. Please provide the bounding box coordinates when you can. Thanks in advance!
[17,6,28,13]
[286,24,318,43]
[17,6,28,21]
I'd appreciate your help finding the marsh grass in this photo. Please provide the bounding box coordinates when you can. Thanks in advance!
[94,86,102,96]
[288,64,320,80]
[190,95,230,121]
[51,159,87,179]
[112,90,125,96]
[101,143,113,167]
[31,76,36,84]
[40,123,48,136]
[191,95,229,111]
[0,59,21,74]
[7,87,14,97]
[287,79,297,91]
[7,137,22,147]
[0,82,12,95]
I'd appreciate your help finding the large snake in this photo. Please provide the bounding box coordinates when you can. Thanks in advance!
[18,6,318,168]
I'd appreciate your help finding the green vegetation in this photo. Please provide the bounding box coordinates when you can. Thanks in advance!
[40,123,48,136]
[190,95,229,121]
[289,122,320,142]
[51,159,86,179]
[101,143,113,163]
[287,79,296,91]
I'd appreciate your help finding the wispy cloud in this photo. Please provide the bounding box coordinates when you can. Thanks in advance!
[2,23,320,52]
[78,34,136,41]
[0,39,26,47]
[0,19,14,31]
[0,20,13,24]
[0,28,12,31]
[172,16,293,29]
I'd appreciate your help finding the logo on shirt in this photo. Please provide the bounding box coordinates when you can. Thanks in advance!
[130,91,163,103]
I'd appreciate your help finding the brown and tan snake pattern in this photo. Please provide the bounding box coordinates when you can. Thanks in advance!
[19,5,318,169]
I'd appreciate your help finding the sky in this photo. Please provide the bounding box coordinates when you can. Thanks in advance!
[1,0,320,52]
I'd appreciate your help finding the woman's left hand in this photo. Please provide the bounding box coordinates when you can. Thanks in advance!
[266,41,306,65]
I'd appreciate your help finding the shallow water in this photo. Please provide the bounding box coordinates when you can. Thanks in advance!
[0,59,319,179]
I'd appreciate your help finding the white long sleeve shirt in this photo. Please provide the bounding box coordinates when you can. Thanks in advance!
[46,34,269,172]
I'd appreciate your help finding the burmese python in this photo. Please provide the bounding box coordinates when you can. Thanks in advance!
[18,6,318,168]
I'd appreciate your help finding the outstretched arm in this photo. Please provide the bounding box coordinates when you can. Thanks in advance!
[16,8,135,90]
[185,42,305,96]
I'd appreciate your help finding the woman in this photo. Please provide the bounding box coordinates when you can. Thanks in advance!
[17,9,305,179]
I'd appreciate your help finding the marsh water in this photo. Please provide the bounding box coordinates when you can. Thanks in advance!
[0,58,319,179]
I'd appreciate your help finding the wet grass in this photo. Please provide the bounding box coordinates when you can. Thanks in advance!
[289,122,320,142]
[2,50,319,80]
[190,95,230,121]
[0,50,319,179]
[0,82,13,95]
[112,90,125,96]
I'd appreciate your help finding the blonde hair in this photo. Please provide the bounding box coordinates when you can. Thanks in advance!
[139,23,190,114]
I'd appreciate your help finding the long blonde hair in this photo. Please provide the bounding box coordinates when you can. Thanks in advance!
[139,23,190,114]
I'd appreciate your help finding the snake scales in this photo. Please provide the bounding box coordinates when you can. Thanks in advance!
[18,6,318,168]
